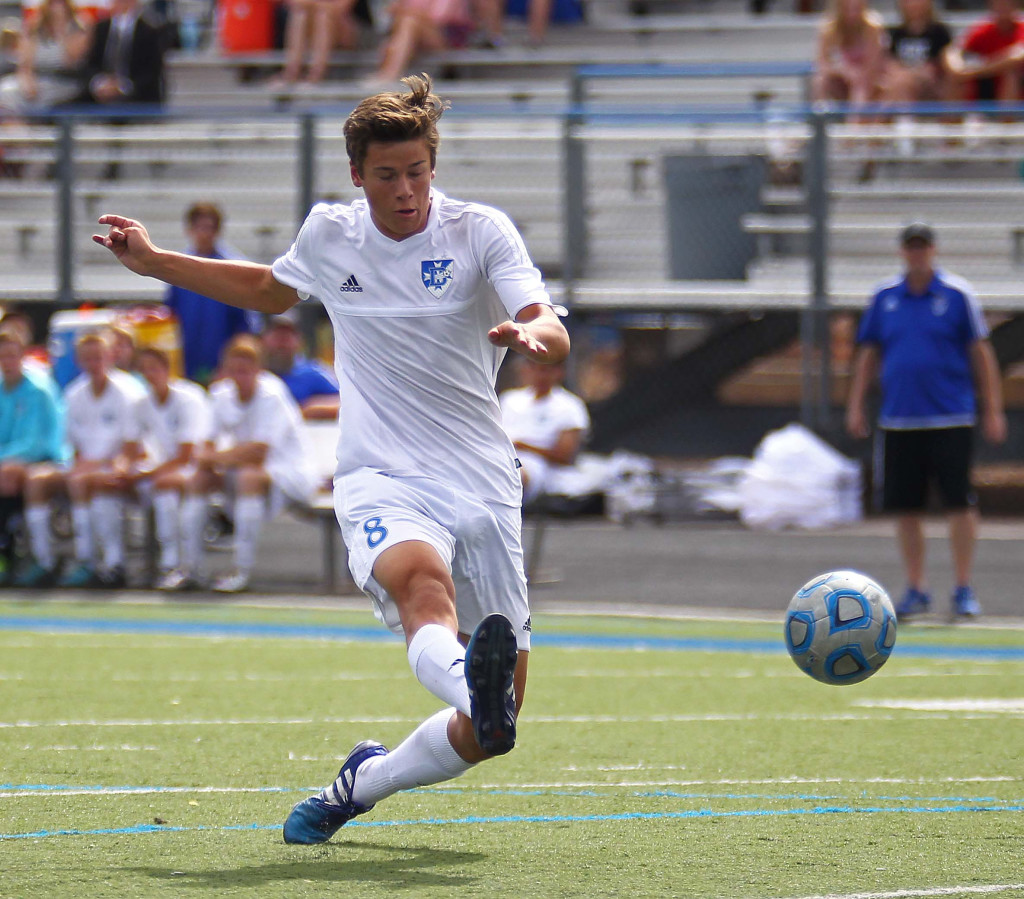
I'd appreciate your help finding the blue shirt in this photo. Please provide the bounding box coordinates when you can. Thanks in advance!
[0,371,68,464]
[856,269,988,430]
[276,358,339,405]
[164,244,261,383]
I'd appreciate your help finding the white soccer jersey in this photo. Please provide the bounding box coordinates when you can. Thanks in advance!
[209,372,315,503]
[64,373,144,462]
[139,379,212,463]
[499,386,590,452]
[271,189,557,506]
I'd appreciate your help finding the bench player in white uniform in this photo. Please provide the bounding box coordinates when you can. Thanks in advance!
[175,335,315,593]
[500,358,590,503]
[22,331,144,588]
[93,74,570,844]
[133,346,212,589]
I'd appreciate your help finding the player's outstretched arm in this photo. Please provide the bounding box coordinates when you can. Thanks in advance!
[489,304,570,364]
[93,214,300,314]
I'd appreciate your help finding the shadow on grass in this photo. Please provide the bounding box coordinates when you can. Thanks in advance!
[129,841,487,889]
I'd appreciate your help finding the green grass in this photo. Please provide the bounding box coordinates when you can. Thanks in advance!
[1,599,1022,898]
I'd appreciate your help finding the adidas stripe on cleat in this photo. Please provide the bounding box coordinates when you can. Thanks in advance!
[465,613,519,756]
[282,740,387,844]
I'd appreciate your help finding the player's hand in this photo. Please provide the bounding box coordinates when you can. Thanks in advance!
[845,405,870,440]
[488,320,549,359]
[982,409,1007,445]
[92,215,159,276]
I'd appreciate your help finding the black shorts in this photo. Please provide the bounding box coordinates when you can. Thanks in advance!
[877,426,976,512]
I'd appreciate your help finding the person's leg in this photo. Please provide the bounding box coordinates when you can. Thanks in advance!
[0,463,26,570]
[216,465,269,591]
[882,429,931,618]
[280,0,311,82]
[948,508,977,587]
[20,465,63,580]
[152,471,184,574]
[306,0,340,81]
[179,469,219,582]
[62,463,99,583]
[373,12,432,81]
[896,513,926,589]
[526,0,552,44]
[89,472,127,581]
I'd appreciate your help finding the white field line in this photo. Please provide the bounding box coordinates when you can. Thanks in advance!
[0,786,290,798]
[778,883,1024,899]
[3,709,1023,730]
[855,699,1024,712]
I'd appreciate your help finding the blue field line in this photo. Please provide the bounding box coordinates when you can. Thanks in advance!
[1,614,1023,659]
[3,803,1023,840]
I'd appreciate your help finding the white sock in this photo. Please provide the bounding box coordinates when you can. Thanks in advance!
[153,490,179,570]
[90,494,124,569]
[233,494,264,575]
[71,502,92,564]
[407,624,471,718]
[25,504,54,570]
[180,495,207,573]
[348,709,473,807]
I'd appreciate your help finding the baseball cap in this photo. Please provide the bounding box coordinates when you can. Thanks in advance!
[265,311,300,332]
[900,222,935,246]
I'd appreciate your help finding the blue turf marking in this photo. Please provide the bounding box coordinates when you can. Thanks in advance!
[2,614,1023,659]
[3,803,1023,840]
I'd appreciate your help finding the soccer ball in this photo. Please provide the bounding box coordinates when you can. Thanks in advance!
[784,570,897,685]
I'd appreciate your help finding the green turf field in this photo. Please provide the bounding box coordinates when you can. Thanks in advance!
[1,599,1022,899]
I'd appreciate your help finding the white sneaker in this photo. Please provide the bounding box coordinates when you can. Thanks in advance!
[212,570,250,593]
[155,568,198,592]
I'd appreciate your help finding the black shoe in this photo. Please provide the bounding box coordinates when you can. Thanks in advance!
[465,613,519,756]
[97,566,127,589]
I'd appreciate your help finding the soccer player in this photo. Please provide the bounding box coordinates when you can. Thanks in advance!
[174,335,315,593]
[93,74,570,843]
[500,357,590,504]
[0,328,67,582]
[134,346,212,590]
[20,331,143,588]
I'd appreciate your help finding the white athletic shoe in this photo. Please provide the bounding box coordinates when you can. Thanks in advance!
[155,568,199,592]
[212,569,250,593]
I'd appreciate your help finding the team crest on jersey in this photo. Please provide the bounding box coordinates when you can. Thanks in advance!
[421,259,454,299]
[931,295,948,316]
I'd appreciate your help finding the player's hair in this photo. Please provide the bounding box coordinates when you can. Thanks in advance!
[108,324,136,347]
[185,201,223,231]
[344,74,450,174]
[0,327,26,350]
[75,330,110,353]
[222,334,262,366]
[136,345,170,369]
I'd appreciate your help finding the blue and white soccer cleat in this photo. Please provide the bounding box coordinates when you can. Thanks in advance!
[894,587,931,621]
[951,585,982,619]
[465,612,519,756]
[282,740,388,845]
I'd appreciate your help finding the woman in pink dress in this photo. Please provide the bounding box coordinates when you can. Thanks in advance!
[813,0,887,108]
[367,0,472,84]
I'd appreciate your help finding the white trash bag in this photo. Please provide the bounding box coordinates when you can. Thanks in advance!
[736,423,862,531]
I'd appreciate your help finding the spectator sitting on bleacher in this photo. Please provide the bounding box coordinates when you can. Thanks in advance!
[175,336,315,593]
[273,0,370,86]
[945,0,1024,104]
[18,331,143,589]
[261,313,339,420]
[78,0,166,106]
[165,202,261,386]
[365,0,473,85]
[812,0,886,109]
[134,346,212,591]
[0,0,89,116]
[499,357,589,505]
[881,0,953,103]
[0,328,66,584]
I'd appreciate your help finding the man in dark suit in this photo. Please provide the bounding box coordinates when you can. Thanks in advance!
[81,0,166,105]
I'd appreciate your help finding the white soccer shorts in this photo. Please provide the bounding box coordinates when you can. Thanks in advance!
[335,469,531,650]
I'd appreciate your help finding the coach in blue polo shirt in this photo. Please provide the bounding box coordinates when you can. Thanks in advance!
[261,314,339,420]
[846,222,1006,622]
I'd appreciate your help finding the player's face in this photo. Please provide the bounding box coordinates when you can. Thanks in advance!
[77,342,109,379]
[138,353,169,392]
[187,215,219,257]
[224,354,260,397]
[351,139,435,241]
[0,342,22,382]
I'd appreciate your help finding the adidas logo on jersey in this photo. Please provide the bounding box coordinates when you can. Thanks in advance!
[339,275,363,293]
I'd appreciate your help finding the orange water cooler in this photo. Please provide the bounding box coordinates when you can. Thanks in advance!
[218,0,274,53]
